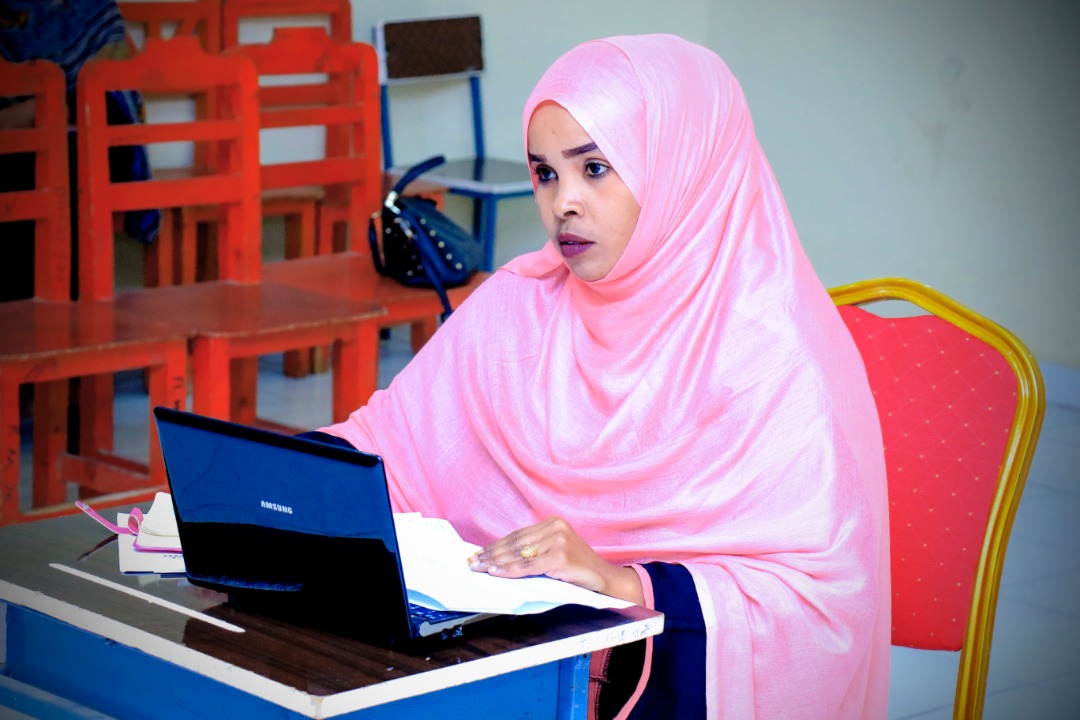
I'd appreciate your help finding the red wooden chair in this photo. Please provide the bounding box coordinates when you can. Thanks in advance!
[221,0,353,256]
[0,57,188,525]
[184,0,349,377]
[119,0,224,288]
[234,27,382,258]
[221,1,446,375]
[830,277,1045,719]
[222,0,352,49]
[76,37,384,433]
[251,29,488,360]
[120,0,222,50]
[223,0,446,257]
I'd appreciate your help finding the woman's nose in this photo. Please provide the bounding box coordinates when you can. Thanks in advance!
[554,180,583,218]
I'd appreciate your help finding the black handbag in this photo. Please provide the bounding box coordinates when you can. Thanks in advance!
[369,155,484,317]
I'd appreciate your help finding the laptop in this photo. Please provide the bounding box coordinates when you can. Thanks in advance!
[152,406,495,646]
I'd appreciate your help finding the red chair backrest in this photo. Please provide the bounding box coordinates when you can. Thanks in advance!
[76,36,262,299]
[0,57,71,301]
[221,0,352,48]
[231,26,382,248]
[120,0,223,52]
[838,304,1017,650]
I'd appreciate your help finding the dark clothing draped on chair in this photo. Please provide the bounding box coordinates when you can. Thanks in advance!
[0,0,158,302]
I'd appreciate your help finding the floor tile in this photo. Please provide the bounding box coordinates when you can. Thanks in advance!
[888,645,960,718]
[980,681,1080,720]
[1040,403,1080,433]
[999,535,1080,587]
[1038,669,1080,700]
[1025,430,1080,496]
[982,597,1080,683]
[999,567,1080,619]
[1009,485,1080,549]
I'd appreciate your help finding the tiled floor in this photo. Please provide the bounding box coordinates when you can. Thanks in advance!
[12,333,1080,718]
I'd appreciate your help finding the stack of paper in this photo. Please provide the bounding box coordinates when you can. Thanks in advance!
[118,492,185,574]
[132,493,182,552]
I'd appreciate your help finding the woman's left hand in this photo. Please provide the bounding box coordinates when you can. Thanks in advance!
[468,516,645,605]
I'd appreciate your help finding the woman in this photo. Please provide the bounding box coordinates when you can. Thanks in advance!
[317,34,890,719]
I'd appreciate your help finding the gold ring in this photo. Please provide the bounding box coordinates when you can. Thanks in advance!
[520,543,538,560]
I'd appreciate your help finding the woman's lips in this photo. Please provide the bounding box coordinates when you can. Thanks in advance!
[558,233,593,259]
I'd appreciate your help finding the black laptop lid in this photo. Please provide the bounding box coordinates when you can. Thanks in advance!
[153,407,413,640]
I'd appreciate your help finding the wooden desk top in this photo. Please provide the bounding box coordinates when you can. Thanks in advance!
[0,514,663,717]
[264,254,490,304]
[0,298,188,360]
[0,282,384,361]
[111,280,387,338]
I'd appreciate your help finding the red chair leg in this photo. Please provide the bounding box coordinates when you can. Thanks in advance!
[192,335,232,420]
[283,203,319,378]
[0,378,21,524]
[32,379,69,508]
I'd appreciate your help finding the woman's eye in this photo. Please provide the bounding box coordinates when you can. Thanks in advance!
[534,165,555,183]
[585,161,608,177]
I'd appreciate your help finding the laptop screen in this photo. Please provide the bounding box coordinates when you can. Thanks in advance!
[153,408,412,633]
[156,408,393,539]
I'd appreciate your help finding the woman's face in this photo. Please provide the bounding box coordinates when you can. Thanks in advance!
[527,103,640,282]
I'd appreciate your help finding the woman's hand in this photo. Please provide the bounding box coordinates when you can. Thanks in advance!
[468,516,645,605]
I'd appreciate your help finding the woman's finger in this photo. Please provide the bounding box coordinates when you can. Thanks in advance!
[469,526,549,575]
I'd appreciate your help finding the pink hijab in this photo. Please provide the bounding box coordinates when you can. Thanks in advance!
[325,34,890,718]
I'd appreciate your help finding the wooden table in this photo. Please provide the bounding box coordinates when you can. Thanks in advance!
[264,253,490,354]
[111,280,388,424]
[0,513,663,719]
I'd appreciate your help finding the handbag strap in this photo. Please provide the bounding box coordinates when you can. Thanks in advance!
[391,155,446,196]
[368,211,388,275]
[397,201,455,319]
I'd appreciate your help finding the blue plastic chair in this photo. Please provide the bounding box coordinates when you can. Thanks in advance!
[374,15,533,271]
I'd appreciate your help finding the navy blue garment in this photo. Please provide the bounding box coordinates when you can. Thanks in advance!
[106,88,160,245]
[626,562,707,719]
[1,0,124,88]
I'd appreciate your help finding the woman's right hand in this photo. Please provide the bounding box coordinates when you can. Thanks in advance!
[467,516,645,605]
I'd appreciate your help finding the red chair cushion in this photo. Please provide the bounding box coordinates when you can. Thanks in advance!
[838,305,1017,650]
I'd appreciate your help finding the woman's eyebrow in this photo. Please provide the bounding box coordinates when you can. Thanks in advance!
[527,142,600,164]
[562,142,599,158]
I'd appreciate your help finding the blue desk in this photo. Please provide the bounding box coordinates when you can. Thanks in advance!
[0,514,662,719]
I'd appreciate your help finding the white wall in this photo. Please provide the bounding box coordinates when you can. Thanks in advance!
[707,1,1080,370]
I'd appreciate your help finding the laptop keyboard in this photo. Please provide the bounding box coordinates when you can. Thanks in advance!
[408,602,475,625]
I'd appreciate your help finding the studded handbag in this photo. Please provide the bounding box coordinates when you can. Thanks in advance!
[368,156,484,317]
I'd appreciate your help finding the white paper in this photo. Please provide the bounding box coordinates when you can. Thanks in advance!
[132,492,182,552]
[117,513,186,574]
[393,513,632,615]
